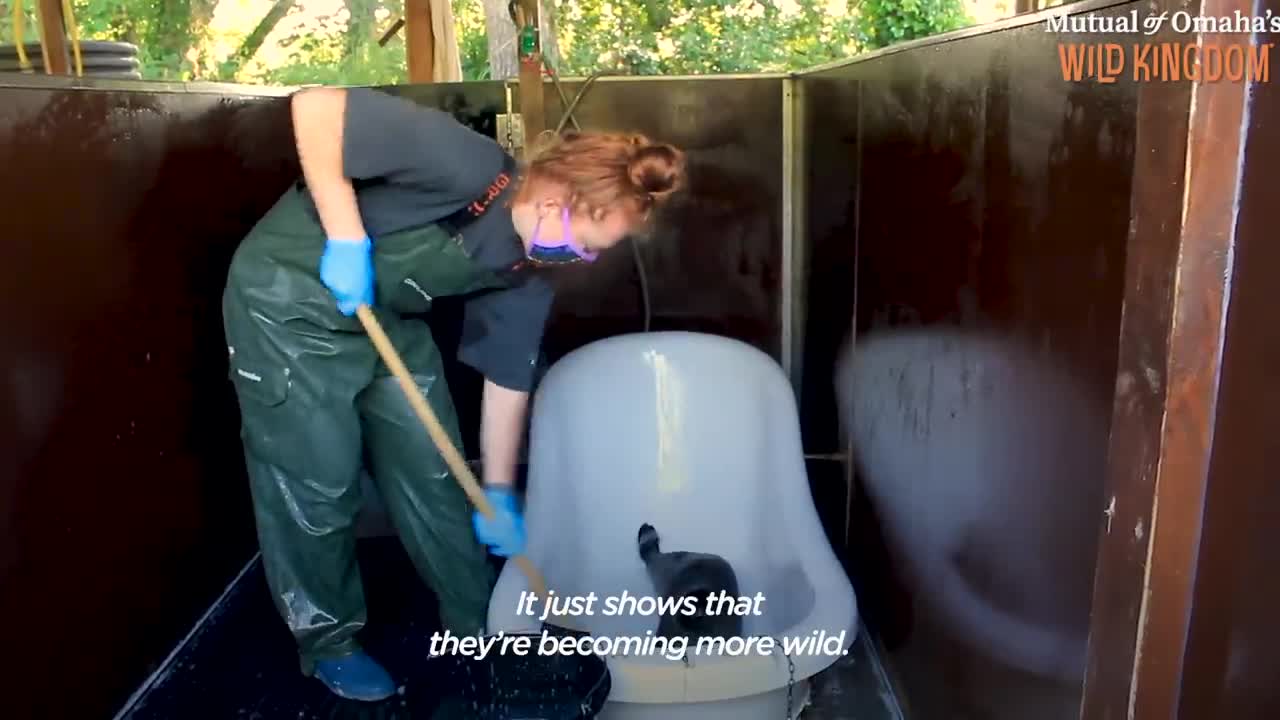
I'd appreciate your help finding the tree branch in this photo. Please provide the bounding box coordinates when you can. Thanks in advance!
[220,0,296,77]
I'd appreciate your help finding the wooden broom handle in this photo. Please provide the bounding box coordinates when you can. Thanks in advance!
[355,304,550,600]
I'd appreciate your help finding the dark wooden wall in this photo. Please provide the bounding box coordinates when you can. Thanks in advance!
[0,83,298,719]
[805,0,1280,717]
[1126,0,1280,716]
[1174,62,1280,711]
[1175,63,1280,717]
[805,2,1140,717]
[1076,0,1280,716]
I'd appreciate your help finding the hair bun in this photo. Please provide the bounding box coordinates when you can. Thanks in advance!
[628,144,686,201]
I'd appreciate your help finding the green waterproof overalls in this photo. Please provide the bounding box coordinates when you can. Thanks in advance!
[222,183,510,674]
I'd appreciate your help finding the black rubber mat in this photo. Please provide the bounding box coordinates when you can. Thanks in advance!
[119,537,609,720]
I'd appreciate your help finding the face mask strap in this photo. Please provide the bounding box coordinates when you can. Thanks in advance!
[530,212,546,247]
[565,206,598,262]
[527,203,598,263]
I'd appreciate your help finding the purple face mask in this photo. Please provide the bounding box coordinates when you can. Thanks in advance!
[527,206,599,264]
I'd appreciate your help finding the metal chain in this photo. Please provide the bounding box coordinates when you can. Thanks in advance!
[506,109,515,154]
[768,634,797,720]
[784,647,796,719]
[673,635,796,718]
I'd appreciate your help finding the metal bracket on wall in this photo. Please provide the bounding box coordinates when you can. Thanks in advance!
[496,113,526,156]
[780,76,809,398]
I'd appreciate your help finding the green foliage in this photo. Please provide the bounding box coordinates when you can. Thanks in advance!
[1,0,190,79]
[856,0,971,50]
[552,0,862,76]
[252,9,405,86]
[255,0,488,85]
[67,0,217,80]
[2,0,976,85]
[258,35,406,86]
[0,2,38,43]
[455,1,490,80]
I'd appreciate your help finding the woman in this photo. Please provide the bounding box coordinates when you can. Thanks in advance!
[222,86,685,701]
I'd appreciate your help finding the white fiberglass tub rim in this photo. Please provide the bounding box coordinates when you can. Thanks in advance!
[489,331,860,704]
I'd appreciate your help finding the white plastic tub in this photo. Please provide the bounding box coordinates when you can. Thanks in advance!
[488,331,858,719]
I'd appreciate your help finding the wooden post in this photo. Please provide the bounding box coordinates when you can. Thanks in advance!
[35,0,70,75]
[404,0,435,82]
[1078,0,1252,716]
[515,0,546,155]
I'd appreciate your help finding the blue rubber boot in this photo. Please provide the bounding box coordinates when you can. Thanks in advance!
[312,651,397,702]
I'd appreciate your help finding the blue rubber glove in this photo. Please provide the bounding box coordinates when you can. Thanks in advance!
[319,237,374,316]
[472,487,526,557]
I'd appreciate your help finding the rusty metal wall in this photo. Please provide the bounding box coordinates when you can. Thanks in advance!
[1101,0,1280,715]
[1176,47,1280,717]
[804,1,1140,717]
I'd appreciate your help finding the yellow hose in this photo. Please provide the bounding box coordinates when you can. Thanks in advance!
[11,0,83,75]
[61,0,83,76]
[13,0,30,70]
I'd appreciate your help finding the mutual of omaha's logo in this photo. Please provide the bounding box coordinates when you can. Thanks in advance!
[1058,41,1273,83]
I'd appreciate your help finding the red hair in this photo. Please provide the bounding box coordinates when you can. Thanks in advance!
[516,130,687,219]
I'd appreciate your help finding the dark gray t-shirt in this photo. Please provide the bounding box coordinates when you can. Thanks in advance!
[312,87,554,393]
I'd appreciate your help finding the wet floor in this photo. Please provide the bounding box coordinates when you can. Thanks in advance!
[116,538,607,720]
[805,628,905,720]
[116,464,902,720]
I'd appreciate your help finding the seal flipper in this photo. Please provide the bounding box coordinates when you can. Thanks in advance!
[638,523,661,562]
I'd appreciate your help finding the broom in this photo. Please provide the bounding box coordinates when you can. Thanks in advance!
[354,305,580,632]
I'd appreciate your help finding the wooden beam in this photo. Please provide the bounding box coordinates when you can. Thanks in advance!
[35,0,70,75]
[516,0,546,154]
[1078,0,1251,716]
[378,18,406,47]
[404,0,434,82]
